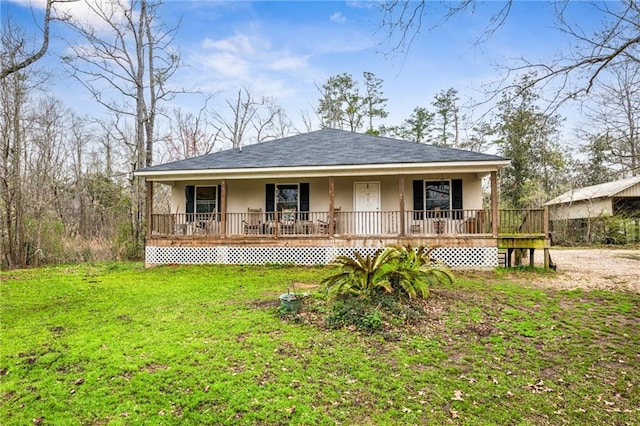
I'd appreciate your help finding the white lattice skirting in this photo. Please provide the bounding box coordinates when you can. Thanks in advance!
[145,246,498,268]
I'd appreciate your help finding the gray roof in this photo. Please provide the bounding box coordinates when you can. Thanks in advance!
[546,176,640,205]
[140,128,508,172]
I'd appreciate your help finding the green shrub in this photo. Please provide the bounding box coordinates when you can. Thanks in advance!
[325,297,383,331]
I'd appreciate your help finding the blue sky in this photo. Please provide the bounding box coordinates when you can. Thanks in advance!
[1,0,606,140]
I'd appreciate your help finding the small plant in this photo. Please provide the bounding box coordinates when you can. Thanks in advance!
[325,297,384,331]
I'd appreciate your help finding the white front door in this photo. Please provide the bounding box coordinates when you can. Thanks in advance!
[354,182,380,234]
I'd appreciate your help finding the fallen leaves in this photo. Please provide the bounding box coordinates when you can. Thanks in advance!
[525,380,553,393]
[451,390,464,401]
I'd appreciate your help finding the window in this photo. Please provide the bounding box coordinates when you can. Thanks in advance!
[412,179,462,220]
[195,186,217,214]
[276,184,298,213]
[266,183,309,220]
[425,180,451,211]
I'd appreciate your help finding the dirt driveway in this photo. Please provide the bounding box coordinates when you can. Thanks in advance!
[528,248,640,293]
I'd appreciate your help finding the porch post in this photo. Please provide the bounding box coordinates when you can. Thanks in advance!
[491,171,499,238]
[399,175,405,237]
[328,176,335,234]
[221,179,227,238]
[543,206,549,236]
[145,179,153,239]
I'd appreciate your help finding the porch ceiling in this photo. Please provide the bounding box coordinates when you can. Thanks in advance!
[137,161,510,183]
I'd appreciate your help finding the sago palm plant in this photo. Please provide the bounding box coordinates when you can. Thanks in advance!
[388,245,455,300]
[323,245,454,300]
[322,248,398,299]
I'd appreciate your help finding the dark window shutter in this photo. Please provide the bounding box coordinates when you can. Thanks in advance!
[185,185,195,222]
[452,179,463,219]
[413,180,424,220]
[299,183,309,220]
[266,183,275,219]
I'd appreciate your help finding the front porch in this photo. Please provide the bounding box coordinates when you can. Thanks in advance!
[145,208,550,268]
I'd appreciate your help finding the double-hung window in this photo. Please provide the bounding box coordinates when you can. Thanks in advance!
[275,184,298,211]
[185,184,220,222]
[195,186,217,218]
[265,183,310,220]
[413,179,462,220]
[425,180,451,217]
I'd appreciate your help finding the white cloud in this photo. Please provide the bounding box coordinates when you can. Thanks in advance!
[192,31,312,95]
[202,34,258,56]
[267,55,308,72]
[8,0,131,33]
[330,12,346,24]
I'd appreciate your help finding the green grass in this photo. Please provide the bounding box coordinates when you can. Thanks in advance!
[1,263,639,425]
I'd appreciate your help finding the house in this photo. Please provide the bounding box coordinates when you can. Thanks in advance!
[545,176,640,243]
[135,129,550,268]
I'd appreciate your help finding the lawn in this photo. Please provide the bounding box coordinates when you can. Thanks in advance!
[1,263,638,425]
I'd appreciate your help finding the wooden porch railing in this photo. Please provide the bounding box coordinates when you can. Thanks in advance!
[150,209,547,238]
[498,209,546,235]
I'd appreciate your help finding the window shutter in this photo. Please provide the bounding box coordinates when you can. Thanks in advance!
[452,179,463,219]
[185,185,195,222]
[412,180,424,220]
[299,183,309,220]
[265,183,275,219]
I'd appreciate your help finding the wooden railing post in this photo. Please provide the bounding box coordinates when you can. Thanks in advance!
[491,171,499,237]
[328,177,335,234]
[220,179,227,238]
[399,175,405,237]
[543,207,549,237]
[146,179,153,239]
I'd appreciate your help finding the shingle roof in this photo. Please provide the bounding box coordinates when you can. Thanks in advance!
[139,128,508,172]
[545,176,640,205]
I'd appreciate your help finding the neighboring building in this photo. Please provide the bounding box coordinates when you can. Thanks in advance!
[545,176,640,243]
[135,129,549,267]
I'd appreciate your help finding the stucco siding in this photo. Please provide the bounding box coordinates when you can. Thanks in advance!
[167,173,486,214]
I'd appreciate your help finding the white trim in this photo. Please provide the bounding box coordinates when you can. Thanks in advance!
[136,160,511,182]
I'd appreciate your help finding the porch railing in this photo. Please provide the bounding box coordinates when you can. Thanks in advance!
[150,209,547,238]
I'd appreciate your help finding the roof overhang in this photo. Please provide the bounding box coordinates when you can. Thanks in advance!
[134,160,511,182]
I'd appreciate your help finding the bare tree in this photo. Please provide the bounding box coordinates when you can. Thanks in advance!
[166,101,220,160]
[62,0,181,255]
[269,106,295,139]
[579,61,640,176]
[0,20,59,268]
[1,26,31,267]
[0,0,73,79]
[298,109,316,133]
[378,1,640,103]
[212,88,257,149]
[252,98,293,142]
